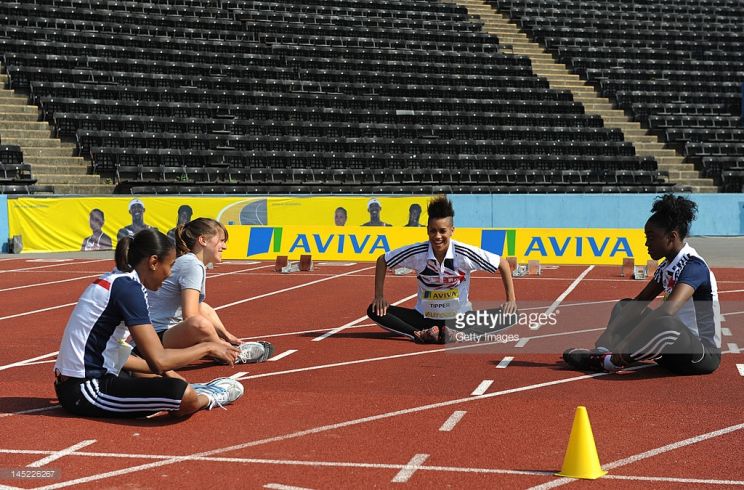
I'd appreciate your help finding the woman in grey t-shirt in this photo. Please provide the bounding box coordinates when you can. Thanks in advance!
[147,218,273,364]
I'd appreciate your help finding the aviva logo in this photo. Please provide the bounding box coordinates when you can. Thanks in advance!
[423,289,459,300]
[247,227,283,256]
[480,229,517,256]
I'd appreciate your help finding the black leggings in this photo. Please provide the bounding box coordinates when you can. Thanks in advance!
[367,304,516,341]
[367,304,442,340]
[598,299,720,375]
[55,373,187,418]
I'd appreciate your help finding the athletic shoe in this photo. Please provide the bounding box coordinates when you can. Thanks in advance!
[562,348,608,372]
[413,325,454,344]
[235,341,274,364]
[192,377,244,410]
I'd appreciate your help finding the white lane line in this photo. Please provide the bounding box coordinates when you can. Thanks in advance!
[0,406,61,419]
[727,343,740,354]
[515,338,529,348]
[439,411,467,432]
[268,350,297,362]
[17,359,56,366]
[721,327,732,336]
[737,364,744,376]
[528,421,744,490]
[0,274,100,293]
[4,447,744,486]
[264,484,315,490]
[0,259,109,274]
[0,302,77,322]
[235,327,607,382]
[604,475,744,485]
[209,264,274,279]
[391,454,429,483]
[312,293,417,341]
[215,266,374,311]
[0,351,58,372]
[229,372,248,380]
[240,324,370,341]
[7,447,744,484]
[29,370,622,490]
[470,380,494,396]
[0,448,553,475]
[27,440,96,468]
[533,266,594,331]
[0,266,271,319]
[495,356,514,369]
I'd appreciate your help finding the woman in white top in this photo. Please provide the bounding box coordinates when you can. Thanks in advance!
[368,196,518,344]
[55,229,244,418]
[147,218,273,363]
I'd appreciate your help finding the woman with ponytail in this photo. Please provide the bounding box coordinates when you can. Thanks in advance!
[54,229,245,418]
[564,194,721,375]
[146,218,273,363]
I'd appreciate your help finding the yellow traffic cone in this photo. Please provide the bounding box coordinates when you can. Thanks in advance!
[555,406,607,479]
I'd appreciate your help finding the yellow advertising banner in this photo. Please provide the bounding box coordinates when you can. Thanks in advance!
[230,225,651,265]
[7,196,430,253]
[8,196,650,264]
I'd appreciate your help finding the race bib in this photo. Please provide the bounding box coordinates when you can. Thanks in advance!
[422,288,460,319]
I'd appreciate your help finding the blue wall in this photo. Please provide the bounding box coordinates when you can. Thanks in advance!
[451,194,744,236]
[0,195,8,253]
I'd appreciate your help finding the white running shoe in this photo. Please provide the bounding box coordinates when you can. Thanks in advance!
[235,341,274,364]
[192,377,244,410]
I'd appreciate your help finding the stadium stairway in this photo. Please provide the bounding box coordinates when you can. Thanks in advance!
[458,0,718,193]
[0,68,112,195]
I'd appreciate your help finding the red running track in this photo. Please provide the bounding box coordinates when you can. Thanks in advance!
[0,258,742,489]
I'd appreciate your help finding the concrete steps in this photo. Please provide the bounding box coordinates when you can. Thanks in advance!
[0,65,114,195]
[457,0,717,192]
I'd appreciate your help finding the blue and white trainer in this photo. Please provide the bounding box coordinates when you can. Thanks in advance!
[192,377,244,410]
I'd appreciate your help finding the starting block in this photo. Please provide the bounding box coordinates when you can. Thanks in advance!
[512,259,541,277]
[299,254,313,271]
[620,258,635,278]
[528,259,541,276]
[274,255,288,272]
[278,254,314,273]
[646,259,658,276]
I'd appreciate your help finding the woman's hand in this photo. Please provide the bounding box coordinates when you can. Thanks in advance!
[501,300,517,315]
[208,342,240,366]
[372,296,390,316]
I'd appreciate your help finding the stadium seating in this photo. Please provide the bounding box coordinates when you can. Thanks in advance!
[0,145,45,193]
[489,0,744,190]
[0,0,678,193]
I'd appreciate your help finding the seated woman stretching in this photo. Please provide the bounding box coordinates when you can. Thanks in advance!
[367,196,517,344]
[54,229,244,418]
[563,194,721,375]
[146,218,273,363]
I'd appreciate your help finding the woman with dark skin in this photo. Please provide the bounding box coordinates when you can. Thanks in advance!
[564,194,721,375]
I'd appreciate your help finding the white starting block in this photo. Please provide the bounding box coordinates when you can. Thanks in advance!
[277,254,313,273]
[633,265,648,280]
[512,264,528,277]
[281,261,301,273]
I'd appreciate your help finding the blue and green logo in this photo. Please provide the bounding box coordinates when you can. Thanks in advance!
[480,229,516,256]
[247,227,283,256]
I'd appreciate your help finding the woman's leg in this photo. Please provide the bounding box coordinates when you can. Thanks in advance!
[615,314,720,374]
[595,299,650,351]
[367,304,438,340]
[162,314,227,349]
[55,374,189,419]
